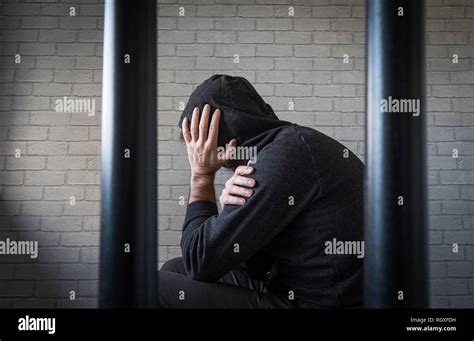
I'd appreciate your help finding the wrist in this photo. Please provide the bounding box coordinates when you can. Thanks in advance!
[189,173,216,204]
[191,172,215,186]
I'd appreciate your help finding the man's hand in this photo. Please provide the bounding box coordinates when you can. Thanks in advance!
[182,104,235,204]
[219,165,256,209]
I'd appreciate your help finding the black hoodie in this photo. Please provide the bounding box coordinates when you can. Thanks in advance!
[178,75,364,308]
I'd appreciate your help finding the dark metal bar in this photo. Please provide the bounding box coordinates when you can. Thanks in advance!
[365,0,428,308]
[100,0,157,308]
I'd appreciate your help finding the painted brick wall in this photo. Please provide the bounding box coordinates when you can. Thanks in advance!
[0,0,473,308]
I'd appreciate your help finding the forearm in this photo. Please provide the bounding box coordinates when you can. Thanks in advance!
[189,174,216,204]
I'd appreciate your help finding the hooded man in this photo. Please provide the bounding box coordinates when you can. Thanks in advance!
[158,74,364,309]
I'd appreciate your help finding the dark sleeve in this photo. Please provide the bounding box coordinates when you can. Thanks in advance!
[180,142,318,281]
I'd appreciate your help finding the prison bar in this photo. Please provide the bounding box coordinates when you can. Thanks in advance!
[365,0,429,308]
[99,0,157,308]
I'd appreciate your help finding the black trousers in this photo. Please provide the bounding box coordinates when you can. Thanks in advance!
[158,257,293,309]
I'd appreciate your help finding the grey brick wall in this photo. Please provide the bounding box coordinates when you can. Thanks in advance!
[0,0,473,308]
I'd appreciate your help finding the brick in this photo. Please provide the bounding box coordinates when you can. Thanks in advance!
[238,6,273,17]
[314,85,356,97]
[75,57,102,69]
[294,71,332,84]
[431,279,468,295]
[275,84,312,97]
[275,58,311,70]
[59,18,97,30]
[58,264,98,279]
[27,142,68,155]
[18,43,55,56]
[159,230,182,245]
[0,281,34,297]
[68,142,100,155]
[57,43,95,56]
[215,18,255,30]
[430,245,465,261]
[67,171,99,185]
[440,172,474,185]
[257,45,292,57]
[35,280,77,298]
[16,264,58,280]
[6,157,46,170]
[41,217,82,232]
[256,18,292,30]
[49,127,89,141]
[312,6,351,17]
[256,71,293,83]
[445,231,474,244]
[33,83,72,96]
[447,262,474,277]
[238,31,273,43]
[44,186,84,201]
[78,280,98,297]
[21,202,63,216]
[294,98,332,111]
[4,4,40,15]
[21,17,58,29]
[197,31,236,43]
[427,7,466,18]
[78,30,102,43]
[2,187,43,201]
[158,57,195,70]
[12,96,50,111]
[30,112,70,126]
[9,127,48,140]
[37,57,76,70]
[24,171,65,186]
[0,30,37,42]
[275,31,312,44]
[430,32,468,44]
[158,31,195,44]
[313,32,352,44]
[293,19,330,31]
[450,296,474,308]
[236,57,273,70]
[63,201,100,216]
[16,70,53,82]
[61,232,99,247]
[176,44,212,57]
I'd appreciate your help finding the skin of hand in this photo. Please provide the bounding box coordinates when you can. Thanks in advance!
[182,104,236,204]
[219,165,256,210]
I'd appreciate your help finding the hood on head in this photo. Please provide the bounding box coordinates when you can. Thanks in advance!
[178,74,290,148]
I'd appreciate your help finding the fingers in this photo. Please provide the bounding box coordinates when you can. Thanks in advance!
[190,107,200,141]
[235,165,254,176]
[228,184,253,197]
[182,117,192,144]
[221,194,245,206]
[199,104,210,141]
[219,165,256,207]
[208,108,220,147]
[229,175,255,188]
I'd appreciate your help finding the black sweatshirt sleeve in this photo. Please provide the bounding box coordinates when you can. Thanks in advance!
[180,141,318,281]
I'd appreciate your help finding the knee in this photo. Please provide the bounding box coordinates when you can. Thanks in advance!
[160,257,185,274]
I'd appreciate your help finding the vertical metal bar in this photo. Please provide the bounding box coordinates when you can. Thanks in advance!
[365,0,428,308]
[100,0,157,308]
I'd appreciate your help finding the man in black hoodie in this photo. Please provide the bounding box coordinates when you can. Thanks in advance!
[158,75,364,309]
